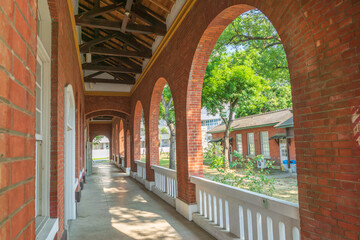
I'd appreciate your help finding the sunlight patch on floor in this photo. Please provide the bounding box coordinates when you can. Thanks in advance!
[109,207,182,239]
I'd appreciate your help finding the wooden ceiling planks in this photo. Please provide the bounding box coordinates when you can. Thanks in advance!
[77,0,175,85]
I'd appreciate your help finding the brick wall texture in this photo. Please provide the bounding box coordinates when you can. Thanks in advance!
[212,125,297,166]
[128,1,360,239]
[0,0,360,240]
[0,0,86,239]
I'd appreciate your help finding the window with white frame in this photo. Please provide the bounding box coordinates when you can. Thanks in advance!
[35,59,43,217]
[260,131,270,157]
[34,1,58,238]
[247,133,255,156]
[236,134,243,155]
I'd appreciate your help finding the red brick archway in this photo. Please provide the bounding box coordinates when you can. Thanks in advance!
[126,129,131,168]
[184,2,360,239]
[147,77,168,180]
[85,95,131,116]
[184,4,255,204]
[89,123,112,143]
[86,110,128,120]
[131,100,144,172]
[119,120,124,157]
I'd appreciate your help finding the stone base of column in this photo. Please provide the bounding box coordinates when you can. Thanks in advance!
[144,180,154,191]
[175,198,198,221]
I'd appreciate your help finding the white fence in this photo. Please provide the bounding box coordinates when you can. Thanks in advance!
[151,165,177,199]
[190,176,300,240]
[135,160,146,180]
[92,149,109,159]
[121,156,125,168]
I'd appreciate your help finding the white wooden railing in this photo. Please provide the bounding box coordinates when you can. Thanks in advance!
[121,156,125,168]
[135,160,146,180]
[190,176,300,240]
[151,165,177,199]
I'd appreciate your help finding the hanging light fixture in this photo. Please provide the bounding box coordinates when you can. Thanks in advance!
[86,52,92,63]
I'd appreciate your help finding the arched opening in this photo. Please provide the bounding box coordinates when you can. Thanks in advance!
[64,84,76,224]
[132,101,144,171]
[92,135,110,163]
[184,5,309,237]
[149,78,176,169]
[119,120,125,159]
[126,129,131,168]
[140,113,146,161]
[198,9,297,202]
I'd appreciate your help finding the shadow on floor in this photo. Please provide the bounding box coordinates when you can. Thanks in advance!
[69,162,214,240]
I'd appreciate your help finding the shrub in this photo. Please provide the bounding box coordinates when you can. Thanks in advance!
[204,144,275,196]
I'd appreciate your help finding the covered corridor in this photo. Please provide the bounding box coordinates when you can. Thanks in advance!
[0,0,359,239]
[69,162,214,240]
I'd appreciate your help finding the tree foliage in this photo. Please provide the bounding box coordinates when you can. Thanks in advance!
[202,9,293,169]
[92,135,104,145]
[205,9,292,118]
[159,84,176,169]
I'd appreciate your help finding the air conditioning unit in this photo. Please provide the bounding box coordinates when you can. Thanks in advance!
[257,159,266,169]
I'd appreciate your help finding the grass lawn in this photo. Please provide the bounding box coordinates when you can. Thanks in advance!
[92,157,109,160]
[148,154,299,203]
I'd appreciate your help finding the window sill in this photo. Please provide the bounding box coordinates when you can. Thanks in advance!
[36,217,58,240]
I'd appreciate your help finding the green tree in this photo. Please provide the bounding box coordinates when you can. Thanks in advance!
[202,53,265,170]
[208,9,292,118]
[159,84,176,169]
[92,135,104,145]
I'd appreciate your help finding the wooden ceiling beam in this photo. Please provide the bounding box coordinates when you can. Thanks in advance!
[121,0,133,32]
[90,56,110,64]
[132,4,166,28]
[108,72,136,83]
[84,78,135,84]
[76,18,166,35]
[84,71,104,79]
[113,31,151,52]
[82,64,142,74]
[118,57,142,70]
[76,2,125,19]
[79,33,119,51]
[148,0,170,13]
[80,46,152,58]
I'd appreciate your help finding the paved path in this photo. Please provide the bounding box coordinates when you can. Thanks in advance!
[69,162,214,240]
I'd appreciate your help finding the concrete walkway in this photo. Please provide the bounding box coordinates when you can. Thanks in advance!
[69,162,214,240]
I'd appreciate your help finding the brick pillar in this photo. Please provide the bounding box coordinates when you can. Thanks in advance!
[119,120,124,157]
[126,129,131,168]
[147,78,167,181]
[131,101,143,172]
[180,5,252,204]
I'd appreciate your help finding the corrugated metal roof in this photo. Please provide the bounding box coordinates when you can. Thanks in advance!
[208,108,293,134]
[275,116,294,128]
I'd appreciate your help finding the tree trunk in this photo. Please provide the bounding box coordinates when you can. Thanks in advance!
[222,99,238,171]
[169,123,176,170]
[223,124,230,171]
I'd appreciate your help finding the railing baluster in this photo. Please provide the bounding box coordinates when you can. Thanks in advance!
[199,189,203,215]
[292,227,300,240]
[208,193,212,221]
[247,209,253,240]
[219,197,224,228]
[203,191,208,219]
[225,200,230,232]
[257,212,263,240]
[239,205,245,240]
[213,195,217,225]
[267,216,274,240]
[279,221,286,240]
